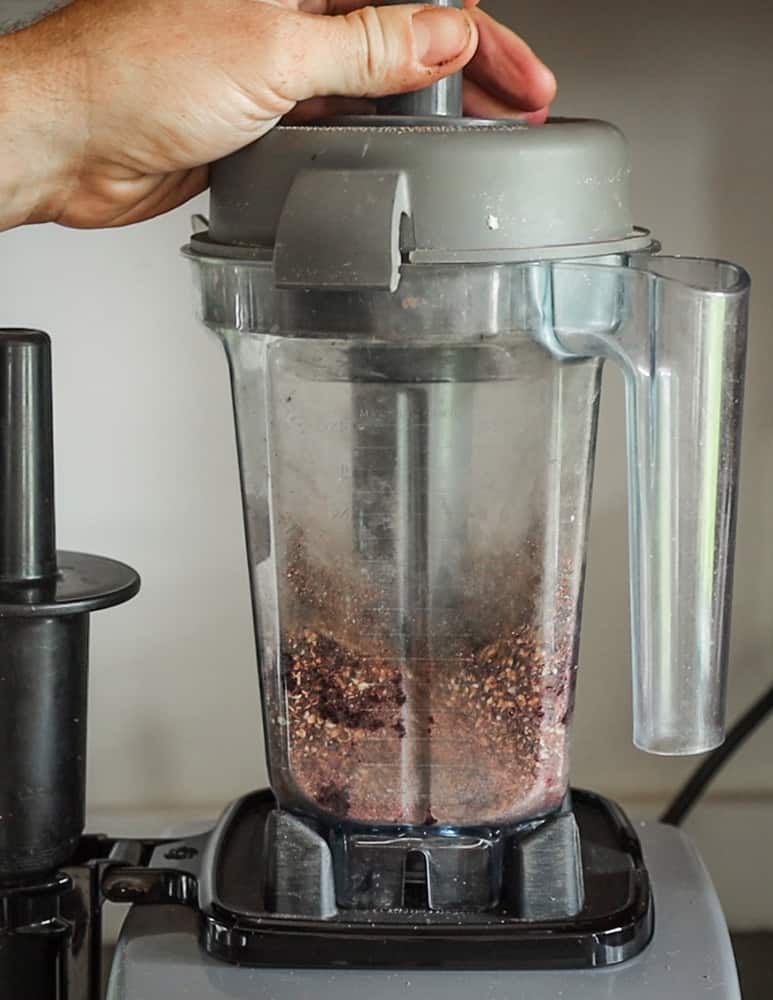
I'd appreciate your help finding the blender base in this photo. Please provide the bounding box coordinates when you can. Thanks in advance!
[106,814,740,999]
[166,789,650,969]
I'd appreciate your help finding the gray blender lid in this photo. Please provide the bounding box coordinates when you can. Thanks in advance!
[193,117,651,290]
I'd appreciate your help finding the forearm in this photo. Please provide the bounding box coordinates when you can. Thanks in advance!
[0,17,83,231]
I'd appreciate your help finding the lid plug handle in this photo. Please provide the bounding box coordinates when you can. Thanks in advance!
[376,0,464,118]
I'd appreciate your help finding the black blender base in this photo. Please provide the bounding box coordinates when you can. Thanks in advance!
[188,789,652,970]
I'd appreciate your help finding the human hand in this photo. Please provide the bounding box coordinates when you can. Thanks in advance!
[0,0,556,231]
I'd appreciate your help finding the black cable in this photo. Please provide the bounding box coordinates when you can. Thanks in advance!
[660,678,773,826]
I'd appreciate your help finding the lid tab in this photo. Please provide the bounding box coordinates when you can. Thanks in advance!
[274,169,411,292]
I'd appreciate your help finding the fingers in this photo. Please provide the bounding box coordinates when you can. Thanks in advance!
[293,3,554,119]
[464,8,555,112]
[287,84,549,127]
[463,77,549,124]
[274,4,478,103]
[286,85,546,126]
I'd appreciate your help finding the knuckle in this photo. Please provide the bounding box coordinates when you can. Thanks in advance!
[344,6,389,93]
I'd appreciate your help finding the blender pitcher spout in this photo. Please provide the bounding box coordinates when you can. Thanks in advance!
[546,257,750,755]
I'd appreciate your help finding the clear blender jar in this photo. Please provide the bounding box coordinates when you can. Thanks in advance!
[186,117,748,848]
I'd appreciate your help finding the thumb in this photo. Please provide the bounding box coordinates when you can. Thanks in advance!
[278,4,478,103]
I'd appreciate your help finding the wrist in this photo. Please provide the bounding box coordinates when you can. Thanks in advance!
[0,15,86,230]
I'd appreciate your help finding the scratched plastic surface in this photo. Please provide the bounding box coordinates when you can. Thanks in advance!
[189,256,749,830]
[272,345,597,826]
[217,278,602,828]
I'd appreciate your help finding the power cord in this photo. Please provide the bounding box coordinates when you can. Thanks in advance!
[660,679,773,826]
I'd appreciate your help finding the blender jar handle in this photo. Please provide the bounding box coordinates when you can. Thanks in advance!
[546,257,750,755]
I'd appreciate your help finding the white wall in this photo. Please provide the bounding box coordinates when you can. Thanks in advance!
[1,0,772,927]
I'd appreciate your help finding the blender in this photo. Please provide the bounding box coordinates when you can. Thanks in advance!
[0,1,751,995]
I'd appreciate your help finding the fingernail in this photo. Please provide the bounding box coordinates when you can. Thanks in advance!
[413,8,471,67]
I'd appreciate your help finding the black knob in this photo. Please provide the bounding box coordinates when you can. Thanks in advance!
[0,330,57,584]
